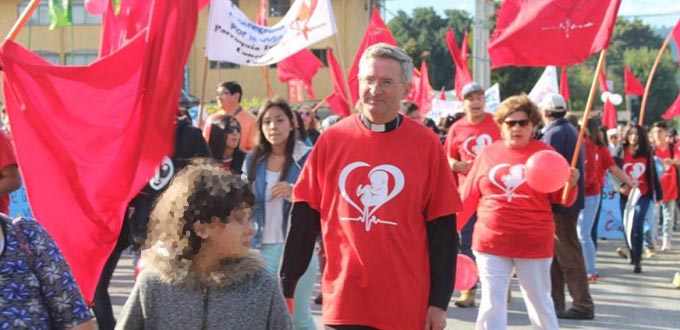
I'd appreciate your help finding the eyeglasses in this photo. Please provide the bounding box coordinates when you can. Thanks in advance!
[503,119,531,127]
[359,77,403,91]
[226,125,241,134]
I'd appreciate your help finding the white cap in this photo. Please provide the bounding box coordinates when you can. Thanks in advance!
[540,93,567,112]
[606,128,618,137]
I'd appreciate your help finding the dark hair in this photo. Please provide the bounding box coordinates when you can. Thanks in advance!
[145,159,254,264]
[248,98,297,182]
[400,101,419,116]
[208,114,246,173]
[218,81,243,103]
[494,94,542,126]
[652,121,668,130]
[293,111,309,143]
[422,117,440,135]
[622,123,650,158]
[585,118,604,146]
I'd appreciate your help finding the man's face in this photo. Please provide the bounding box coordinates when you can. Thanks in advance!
[216,87,239,110]
[358,56,410,121]
[651,127,668,146]
[463,92,485,120]
[608,134,618,146]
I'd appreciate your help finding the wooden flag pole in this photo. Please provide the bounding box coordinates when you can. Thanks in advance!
[5,0,40,41]
[259,66,275,98]
[561,50,608,203]
[333,35,354,116]
[638,30,674,126]
[312,94,331,113]
[197,58,210,129]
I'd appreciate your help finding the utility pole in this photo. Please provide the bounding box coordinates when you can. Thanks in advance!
[473,0,493,88]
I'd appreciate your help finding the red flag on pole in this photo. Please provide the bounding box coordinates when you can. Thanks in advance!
[624,64,645,96]
[598,67,617,128]
[277,49,322,100]
[347,10,398,105]
[560,66,570,101]
[257,0,268,26]
[99,0,152,57]
[461,30,469,62]
[326,48,351,116]
[673,19,680,62]
[662,94,680,120]
[0,0,198,303]
[488,0,622,68]
[418,61,433,116]
[445,29,473,100]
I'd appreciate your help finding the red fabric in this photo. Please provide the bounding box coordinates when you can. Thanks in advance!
[443,114,501,186]
[599,66,617,128]
[0,133,17,214]
[560,66,570,101]
[461,30,469,62]
[439,87,446,100]
[257,0,268,25]
[293,115,461,329]
[583,140,599,196]
[622,149,649,196]
[662,94,680,120]
[445,29,472,100]
[99,0,152,57]
[460,140,577,258]
[596,145,615,193]
[347,10,398,105]
[0,0,198,304]
[654,146,678,201]
[326,48,350,116]
[199,0,210,10]
[417,61,433,116]
[488,0,622,68]
[277,49,322,100]
[673,20,680,63]
[624,64,644,96]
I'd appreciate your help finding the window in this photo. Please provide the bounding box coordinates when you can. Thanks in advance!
[65,50,98,66]
[269,0,291,17]
[72,2,102,25]
[18,2,50,26]
[311,49,328,66]
[35,50,60,65]
[209,61,240,70]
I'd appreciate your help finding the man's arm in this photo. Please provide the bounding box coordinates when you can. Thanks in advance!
[426,214,458,309]
[280,202,321,299]
[0,164,20,195]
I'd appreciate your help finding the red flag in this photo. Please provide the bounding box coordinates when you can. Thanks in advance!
[347,10,398,105]
[461,30,469,62]
[598,66,617,128]
[624,64,645,96]
[673,19,680,63]
[326,48,350,116]
[199,0,210,10]
[0,0,198,304]
[560,66,570,101]
[488,0,622,68]
[257,0,268,26]
[445,29,472,100]
[440,86,447,100]
[662,94,680,120]
[277,49,322,100]
[99,0,152,57]
[418,61,433,115]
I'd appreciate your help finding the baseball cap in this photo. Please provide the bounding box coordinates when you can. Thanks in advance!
[606,128,618,137]
[461,82,484,98]
[539,93,567,112]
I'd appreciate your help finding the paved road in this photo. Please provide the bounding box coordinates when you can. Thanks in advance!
[109,237,680,329]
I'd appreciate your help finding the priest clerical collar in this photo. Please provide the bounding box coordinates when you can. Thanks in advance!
[360,113,402,133]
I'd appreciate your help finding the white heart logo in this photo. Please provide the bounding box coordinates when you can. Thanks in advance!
[488,163,527,202]
[463,134,493,157]
[623,163,646,180]
[338,162,404,231]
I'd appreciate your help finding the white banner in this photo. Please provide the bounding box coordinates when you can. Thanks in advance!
[485,83,500,114]
[205,0,337,66]
[528,66,558,105]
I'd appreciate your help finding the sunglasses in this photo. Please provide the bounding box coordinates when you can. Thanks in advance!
[299,111,311,117]
[503,119,531,127]
[225,125,241,134]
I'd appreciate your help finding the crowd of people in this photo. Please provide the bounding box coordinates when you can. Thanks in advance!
[1,43,679,330]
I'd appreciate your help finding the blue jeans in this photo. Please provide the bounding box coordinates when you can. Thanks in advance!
[644,202,657,249]
[260,243,318,330]
[620,195,651,264]
[660,201,676,242]
[577,195,599,275]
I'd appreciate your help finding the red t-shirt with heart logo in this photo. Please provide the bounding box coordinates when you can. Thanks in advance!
[460,140,577,258]
[443,114,501,184]
[653,146,677,201]
[622,148,649,196]
[293,115,461,330]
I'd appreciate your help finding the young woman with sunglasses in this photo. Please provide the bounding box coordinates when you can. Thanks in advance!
[208,114,246,174]
[460,94,579,330]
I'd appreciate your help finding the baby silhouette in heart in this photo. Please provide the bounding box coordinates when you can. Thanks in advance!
[623,163,645,182]
[463,134,493,157]
[488,163,529,202]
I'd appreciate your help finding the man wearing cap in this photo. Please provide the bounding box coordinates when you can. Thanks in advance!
[443,81,500,308]
[539,93,594,320]
[606,128,619,154]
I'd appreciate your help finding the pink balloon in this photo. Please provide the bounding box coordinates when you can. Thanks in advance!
[525,150,570,193]
[454,254,478,291]
[84,0,108,15]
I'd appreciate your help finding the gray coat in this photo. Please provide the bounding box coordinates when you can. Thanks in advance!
[115,253,291,330]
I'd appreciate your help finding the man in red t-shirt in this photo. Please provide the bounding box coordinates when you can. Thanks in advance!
[651,122,678,251]
[0,132,21,214]
[443,81,500,307]
[280,43,462,330]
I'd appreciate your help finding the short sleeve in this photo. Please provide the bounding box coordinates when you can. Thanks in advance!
[443,128,460,161]
[424,141,462,222]
[0,133,17,169]
[600,146,616,169]
[292,137,324,212]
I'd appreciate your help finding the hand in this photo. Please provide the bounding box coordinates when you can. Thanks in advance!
[285,298,294,314]
[568,168,580,187]
[453,160,471,174]
[424,306,447,330]
[272,182,293,200]
[619,184,631,195]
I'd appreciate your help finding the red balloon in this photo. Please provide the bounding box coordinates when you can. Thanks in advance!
[454,254,478,291]
[525,149,570,193]
[84,0,108,15]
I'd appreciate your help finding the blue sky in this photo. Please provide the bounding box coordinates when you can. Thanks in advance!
[385,0,680,28]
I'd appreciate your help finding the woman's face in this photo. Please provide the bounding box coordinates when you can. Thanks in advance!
[627,127,639,146]
[205,207,254,259]
[224,119,241,150]
[262,106,293,147]
[501,111,534,148]
[298,107,313,129]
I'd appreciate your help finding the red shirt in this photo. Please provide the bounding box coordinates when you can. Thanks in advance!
[460,140,577,258]
[293,115,461,330]
[654,146,678,201]
[0,133,17,214]
[444,114,500,181]
[622,148,649,196]
[595,145,616,193]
